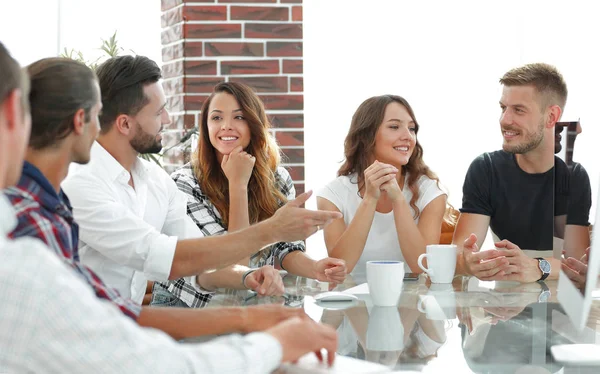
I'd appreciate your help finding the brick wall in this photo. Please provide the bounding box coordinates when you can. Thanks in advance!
[160,0,304,196]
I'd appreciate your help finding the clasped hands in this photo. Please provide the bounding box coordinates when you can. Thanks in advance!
[462,234,542,283]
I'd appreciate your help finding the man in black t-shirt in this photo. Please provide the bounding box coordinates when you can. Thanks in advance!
[460,151,560,251]
[453,63,570,283]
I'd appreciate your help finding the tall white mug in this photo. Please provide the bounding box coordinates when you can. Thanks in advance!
[417,244,457,283]
[366,261,405,306]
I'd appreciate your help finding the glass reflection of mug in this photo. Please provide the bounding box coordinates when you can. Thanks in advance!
[366,306,404,351]
[417,283,457,320]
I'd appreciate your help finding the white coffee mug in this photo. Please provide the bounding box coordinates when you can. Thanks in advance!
[417,283,457,320]
[366,306,404,351]
[366,261,405,306]
[417,244,457,283]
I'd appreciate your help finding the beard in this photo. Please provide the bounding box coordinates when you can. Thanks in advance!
[502,120,545,154]
[130,121,163,154]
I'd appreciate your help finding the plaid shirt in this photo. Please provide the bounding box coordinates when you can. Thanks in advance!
[4,162,141,320]
[159,164,305,307]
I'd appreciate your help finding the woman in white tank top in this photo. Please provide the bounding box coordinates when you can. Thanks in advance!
[317,95,456,276]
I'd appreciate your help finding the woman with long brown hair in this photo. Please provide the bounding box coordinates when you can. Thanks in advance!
[317,95,453,275]
[168,82,346,305]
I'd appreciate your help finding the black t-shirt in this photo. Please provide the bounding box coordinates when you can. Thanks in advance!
[460,151,564,251]
[554,157,569,218]
[566,162,592,226]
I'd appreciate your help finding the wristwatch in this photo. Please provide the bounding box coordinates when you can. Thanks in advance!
[538,280,551,303]
[535,257,551,281]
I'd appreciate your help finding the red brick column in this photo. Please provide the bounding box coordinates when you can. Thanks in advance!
[160,0,304,195]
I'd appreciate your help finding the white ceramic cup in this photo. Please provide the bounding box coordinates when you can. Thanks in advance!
[366,306,404,351]
[417,283,457,320]
[366,261,405,306]
[417,244,457,283]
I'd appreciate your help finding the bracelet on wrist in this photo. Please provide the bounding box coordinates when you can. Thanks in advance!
[242,269,258,288]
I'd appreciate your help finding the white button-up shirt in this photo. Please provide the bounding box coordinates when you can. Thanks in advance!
[0,194,283,374]
[62,142,203,303]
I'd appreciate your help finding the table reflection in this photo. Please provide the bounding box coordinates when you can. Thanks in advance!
[321,292,447,369]
[208,273,600,373]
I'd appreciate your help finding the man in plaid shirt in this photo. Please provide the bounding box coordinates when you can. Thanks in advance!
[6,161,142,319]
[3,57,141,318]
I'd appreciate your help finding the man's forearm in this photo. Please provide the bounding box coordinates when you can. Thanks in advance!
[452,230,471,276]
[563,224,590,259]
[455,249,468,276]
[137,306,244,340]
[170,220,275,279]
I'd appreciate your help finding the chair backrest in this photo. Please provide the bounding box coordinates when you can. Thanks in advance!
[439,206,460,245]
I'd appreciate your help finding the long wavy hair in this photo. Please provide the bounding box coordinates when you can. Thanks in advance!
[338,95,457,225]
[194,82,286,228]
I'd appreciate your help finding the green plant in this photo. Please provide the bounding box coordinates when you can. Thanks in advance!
[99,32,126,59]
[60,32,195,166]
[60,31,124,71]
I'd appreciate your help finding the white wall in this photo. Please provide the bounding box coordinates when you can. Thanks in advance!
[1,0,161,67]
[0,1,59,65]
[304,0,600,257]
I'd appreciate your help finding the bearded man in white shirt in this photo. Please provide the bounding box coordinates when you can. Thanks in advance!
[62,55,341,306]
[0,41,337,373]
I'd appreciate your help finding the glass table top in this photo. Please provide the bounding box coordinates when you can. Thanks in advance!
[207,273,600,373]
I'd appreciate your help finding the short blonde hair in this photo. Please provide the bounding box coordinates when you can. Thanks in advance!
[500,63,568,111]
